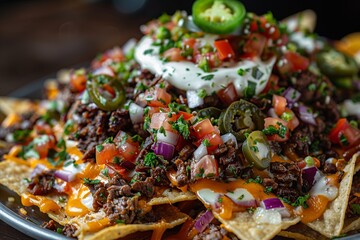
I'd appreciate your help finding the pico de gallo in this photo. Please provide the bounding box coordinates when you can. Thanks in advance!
[0,0,360,239]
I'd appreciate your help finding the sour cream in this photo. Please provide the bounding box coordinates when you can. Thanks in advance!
[310,175,338,201]
[135,36,275,95]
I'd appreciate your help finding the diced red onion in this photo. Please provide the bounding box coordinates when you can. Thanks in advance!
[267,108,278,118]
[283,87,301,108]
[92,66,115,77]
[225,188,257,207]
[30,164,47,178]
[194,143,208,160]
[194,210,214,233]
[54,169,76,182]
[135,93,147,107]
[156,130,179,146]
[260,198,291,218]
[298,105,317,126]
[301,166,317,188]
[186,90,204,109]
[152,141,175,160]
[129,102,144,124]
[221,133,238,149]
[122,38,137,55]
[197,189,222,210]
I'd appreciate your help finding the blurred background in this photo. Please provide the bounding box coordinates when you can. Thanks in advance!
[0,0,360,96]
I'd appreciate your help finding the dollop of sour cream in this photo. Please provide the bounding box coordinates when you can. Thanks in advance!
[135,36,276,95]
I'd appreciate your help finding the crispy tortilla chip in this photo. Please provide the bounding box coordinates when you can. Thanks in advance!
[0,161,188,239]
[343,217,360,233]
[0,97,39,115]
[79,205,187,240]
[305,154,357,238]
[278,223,328,240]
[148,189,197,205]
[214,211,300,240]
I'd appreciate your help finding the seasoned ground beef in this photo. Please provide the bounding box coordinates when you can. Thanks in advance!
[62,224,77,238]
[150,166,170,187]
[105,195,138,224]
[27,171,55,195]
[41,220,57,231]
[174,159,190,187]
[347,171,360,218]
[85,182,108,211]
[262,162,301,202]
[131,178,155,198]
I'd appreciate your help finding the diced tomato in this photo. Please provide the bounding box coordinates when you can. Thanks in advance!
[106,164,127,177]
[283,108,299,131]
[242,33,267,58]
[150,112,177,131]
[273,95,287,116]
[214,39,235,60]
[183,38,196,50]
[191,119,216,139]
[96,143,119,165]
[261,74,279,93]
[217,83,238,105]
[118,141,140,163]
[193,155,219,178]
[144,87,172,108]
[264,117,290,142]
[35,122,54,135]
[163,48,185,62]
[342,125,360,147]
[70,74,87,92]
[329,118,350,144]
[200,132,224,153]
[249,16,281,40]
[278,51,310,75]
[91,47,125,69]
[34,135,56,159]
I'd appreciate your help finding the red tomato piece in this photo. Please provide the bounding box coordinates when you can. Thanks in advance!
[261,74,279,93]
[202,132,224,153]
[34,135,56,159]
[191,119,216,140]
[329,118,350,144]
[96,143,119,165]
[183,38,196,50]
[342,126,360,147]
[273,95,287,116]
[243,33,267,58]
[283,108,299,131]
[118,141,140,163]
[144,87,172,108]
[70,74,87,92]
[264,117,290,142]
[214,39,235,60]
[150,112,177,131]
[163,48,185,62]
[278,52,310,75]
[217,83,238,105]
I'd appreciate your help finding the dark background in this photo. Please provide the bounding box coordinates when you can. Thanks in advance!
[0,0,360,96]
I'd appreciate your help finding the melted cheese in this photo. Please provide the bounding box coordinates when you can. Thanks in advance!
[21,193,60,213]
[135,36,275,96]
[65,184,92,217]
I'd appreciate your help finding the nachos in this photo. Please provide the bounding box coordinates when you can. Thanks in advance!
[0,0,360,239]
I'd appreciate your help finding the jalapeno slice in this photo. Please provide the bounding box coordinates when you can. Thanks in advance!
[87,74,125,111]
[192,0,246,34]
[242,130,271,170]
[316,49,358,78]
[197,107,222,119]
[219,100,264,141]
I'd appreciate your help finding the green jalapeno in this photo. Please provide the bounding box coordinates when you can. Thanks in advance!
[219,100,264,141]
[192,0,246,34]
[197,107,222,119]
[242,130,271,170]
[316,49,358,78]
[87,74,125,111]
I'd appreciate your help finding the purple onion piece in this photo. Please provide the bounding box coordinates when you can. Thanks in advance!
[283,87,301,107]
[298,105,317,126]
[152,141,175,160]
[54,169,76,182]
[301,166,317,188]
[267,108,278,118]
[260,198,284,209]
[194,210,214,233]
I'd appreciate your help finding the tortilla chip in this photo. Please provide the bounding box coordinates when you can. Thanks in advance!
[214,211,300,240]
[278,223,328,240]
[343,217,360,233]
[0,97,39,115]
[148,189,197,205]
[305,154,357,238]
[79,205,188,240]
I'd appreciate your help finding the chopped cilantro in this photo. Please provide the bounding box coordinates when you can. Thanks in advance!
[250,146,259,152]
[58,196,66,203]
[291,194,310,208]
[197,89,207,99]
[104,137,114,144]
[23,178,31,183]
[201,74,215,81]
[83,178,100,185]
[195,168,205,178]
[64,120,74,135]
[351,204,360,215]
[340,134,349,146]
[13,129,31,142]
[262,122,287,138]
[238,194,245,200]
[116,219,125,224]
[264,186,272,194]
[202,139,211,147]
[168,102,189,113]
[101,168,109,178]
[143,49,154,55]
[96,144,104,152]
[308,83,316,91]
[56,228,63,234]
[218,197,223,203]
[244,81,256,99]
[131,135,143,143]
[246,176,263,184]
[237,68,245,76]
[159,126,166,136]
[144,152,159,168]
[171,115,190,139]
[251,67,264,80]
